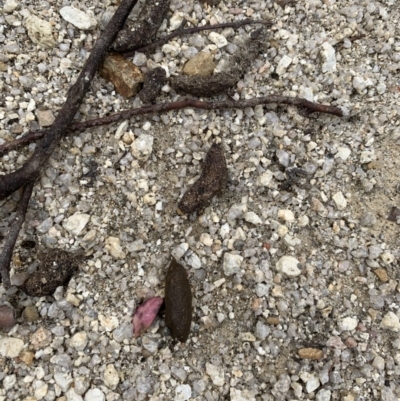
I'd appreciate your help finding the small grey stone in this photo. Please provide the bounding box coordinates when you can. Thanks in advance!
[131,134,154,161]
[63,213,90,236]
[84,389,105,401]
[175,384,192,401]
[316,389,332,401]
[223,253,243,275]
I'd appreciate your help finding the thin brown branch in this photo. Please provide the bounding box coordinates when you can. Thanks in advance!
[0,0,139,201]
[0,96,343,155]
[0,182,34,288]
[123,19,273,57]
[0,131,43,156]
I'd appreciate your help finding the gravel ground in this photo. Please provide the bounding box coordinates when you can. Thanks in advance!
[1,0,400,400]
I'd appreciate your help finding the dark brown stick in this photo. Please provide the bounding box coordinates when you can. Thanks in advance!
[123,19,273,57]
[0,182,34,288]
[0,0,139,201]
[0,96,343,155]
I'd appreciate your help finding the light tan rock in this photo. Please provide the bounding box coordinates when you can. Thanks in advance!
[183,52,215,77]
[298,347,324,360]
[99,53,143,98]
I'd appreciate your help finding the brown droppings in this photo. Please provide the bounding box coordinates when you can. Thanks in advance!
[178,143,228,215]
[21,249,83,297]
[171,29,269,97]
[373,268,389,282]
[298,347,324,360]
[113,0,170,52]
[266,317,280,325]
[387,206,400,223]
[165,258,192,342]
[139,67,167,104]
[0,305,16,330]
[171,72,238,97]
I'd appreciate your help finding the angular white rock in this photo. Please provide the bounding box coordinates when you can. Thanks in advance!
[54,372,73,392]
[338,317,357,332]
[321,42,336,73]
[306,375,320,393]
[99,315,119,331]
[223,253,243,275]
[244,212,262,225]
[63,213,90,236]
[0,337,24,358]
[131,134,154,161]
[332,192,347,210]
[276,256,301,277]
[185,252,202,269]
[381,312,400,332]
[4,0,19,13]
[85,389,105,401]
[208,32,228,48]
[230,388,256,401]
[172,243,189,260]
[278,209,295,222]
[175,384,192,401]
[70,331,88,351]
[257,170,273,187]
[206,363,225,386]
[105,236,126,259]
[316,389,332,401]
[276,55,292,75]
[103,364,120,389]
[25,15,56,49]
[352,76,373,93]
[60,6,97,30]
[337,147,351,161]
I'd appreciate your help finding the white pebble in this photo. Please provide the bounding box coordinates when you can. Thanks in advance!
[4,0,18,12]
[185,252,202,269]
[98,315,119,331]
[381,252,394,264]
[332,192,347,210]
[321,42,336,73]
[336,147,351,161]
[105,236,126,260]
[257,170,273,187]
[170,12,184,30]
[131,134,154,161]
[223,253,243,276]
[69,332,88,351]
[298,215,309,227]
[338,317,358,332]
[25,16,56,49]
[278,209,295,222]
[60,6,97,30]
[276,55,292,75]
[206,363,225,386]
[172,243,189,260]
[63,213,90,236]
[306,375,320,393]
[276,256,301,277]
[85,389,105,401]
[244,212,262,225]
[208,32,228,48]
[381,312,400,332]
[175,384,192,401]
[103,364,120,390]
[352,76,373,93]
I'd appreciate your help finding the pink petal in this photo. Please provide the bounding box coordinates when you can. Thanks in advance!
[133,297,163,338]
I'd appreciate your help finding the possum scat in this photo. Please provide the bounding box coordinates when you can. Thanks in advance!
[21,249,83,297]
[139,67,167,104]
[178,143,228,215]
[165,258,192,342]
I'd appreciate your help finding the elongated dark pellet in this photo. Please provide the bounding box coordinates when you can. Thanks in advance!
[165,258,192,342]
[178,143,228,215]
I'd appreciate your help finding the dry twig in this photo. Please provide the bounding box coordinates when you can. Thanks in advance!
[0,0,139,201]
[0,182,34,287]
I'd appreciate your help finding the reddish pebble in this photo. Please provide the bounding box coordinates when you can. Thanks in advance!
[0,305,16,330]
[345,337,358,348]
